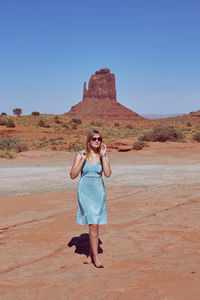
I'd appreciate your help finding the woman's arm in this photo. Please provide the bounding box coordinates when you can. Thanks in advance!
[101,153,112,177]
[100,144,111,177]
[70,151,86,179]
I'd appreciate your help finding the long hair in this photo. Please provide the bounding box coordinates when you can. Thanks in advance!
[86,129,102,158]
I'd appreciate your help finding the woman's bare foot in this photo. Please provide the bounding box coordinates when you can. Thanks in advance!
[83,255,92,264]
[92,255,104,268]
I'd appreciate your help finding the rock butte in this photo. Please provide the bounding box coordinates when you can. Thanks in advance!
[65,68,144,120]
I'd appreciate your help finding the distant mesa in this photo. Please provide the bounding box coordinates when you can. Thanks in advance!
[142,113,183,120]
[65,68,144,120]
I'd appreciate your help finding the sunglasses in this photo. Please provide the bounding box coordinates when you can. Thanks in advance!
[91,137,102,142]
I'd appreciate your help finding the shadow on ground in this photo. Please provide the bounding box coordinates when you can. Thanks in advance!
[68,233,103,257]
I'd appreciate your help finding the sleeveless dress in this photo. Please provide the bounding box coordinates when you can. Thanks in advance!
[76,151,107,225]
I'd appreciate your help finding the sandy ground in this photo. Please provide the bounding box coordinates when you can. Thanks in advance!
[0,142,200,299]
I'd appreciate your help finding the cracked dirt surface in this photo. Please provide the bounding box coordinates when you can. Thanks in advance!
[0,143,200,299]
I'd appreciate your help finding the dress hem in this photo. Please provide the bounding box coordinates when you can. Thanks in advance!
[76,222,107,225]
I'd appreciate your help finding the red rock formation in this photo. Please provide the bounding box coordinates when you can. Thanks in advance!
[190,110,200,117]
[65,68,144,120]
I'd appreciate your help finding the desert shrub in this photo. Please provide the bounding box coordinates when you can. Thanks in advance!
[0,136,28,154]
[6,119,16,128]
[1,112,7,116]
[71,118,82,125]
[54,116,60,124]
[114,122,120,127]
[90,121,103,127]
[38,119,45,127]
[0,118,7,126]
[153,126,183,142]
[0,150,16,159]
[39,141,49,147]
[51,146,57,151]
[13,108,22,116]
[16,141,28,152]
[50,140,58,145]
[49,138,57,143]
[66,143,81,152]
[71,124,77,130]
[186,122,192,127]
[183,127,191,131]
[38,119,50,128]
[125,124,133,129]
[139,130,154,142]
[193,132,200,142]
[132,141,148,150]
[31,111,40,116]
[139,126,183,142]
[38,137,48,147]
[62,124,69,129]
[49,136,64,145]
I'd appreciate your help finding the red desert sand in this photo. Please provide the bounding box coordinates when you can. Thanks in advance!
[0,142,200,299]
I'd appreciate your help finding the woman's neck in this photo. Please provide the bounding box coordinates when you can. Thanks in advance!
[90,147,99,154]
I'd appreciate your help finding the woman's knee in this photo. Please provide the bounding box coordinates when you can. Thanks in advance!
[89,224,99,232]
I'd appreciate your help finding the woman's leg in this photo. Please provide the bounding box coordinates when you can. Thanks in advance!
[84,224,103,267]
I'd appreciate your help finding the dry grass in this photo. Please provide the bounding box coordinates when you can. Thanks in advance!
[0,114,200,157]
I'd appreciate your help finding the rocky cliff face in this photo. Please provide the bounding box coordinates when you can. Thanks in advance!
[65,68,144,120]
[190,110,200,117]
[83,68,116,101]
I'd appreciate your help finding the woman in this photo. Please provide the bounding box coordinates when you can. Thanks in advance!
[70,129,111,268]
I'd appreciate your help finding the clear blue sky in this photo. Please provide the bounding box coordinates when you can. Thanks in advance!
[0,0,200,115]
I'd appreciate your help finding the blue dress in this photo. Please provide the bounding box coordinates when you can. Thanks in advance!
[76,151,107,225]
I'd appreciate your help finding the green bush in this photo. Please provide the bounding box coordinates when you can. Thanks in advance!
[193,132,200,142]
[139,130,154,142]
[31,111,40,116]
[132,141,148,150]
[13,108,22,116]
[114,122,120,127]
[6,119,16,128]
[0,136,28,158]
[0,150,16,159]
[139,126,183,142]
[186,122,192,127]
[1,112,7,116]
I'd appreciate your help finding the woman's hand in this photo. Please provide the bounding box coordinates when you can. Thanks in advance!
[100,143,107,157]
